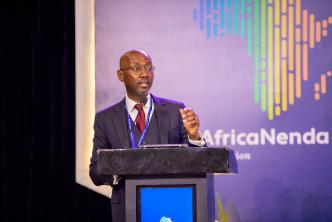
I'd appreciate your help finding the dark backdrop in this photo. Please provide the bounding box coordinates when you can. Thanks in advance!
[1,1,111,221]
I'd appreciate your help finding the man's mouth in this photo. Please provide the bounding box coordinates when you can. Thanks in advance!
[138,81,150,87]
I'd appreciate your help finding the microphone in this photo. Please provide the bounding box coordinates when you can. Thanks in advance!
[140,96,148,105]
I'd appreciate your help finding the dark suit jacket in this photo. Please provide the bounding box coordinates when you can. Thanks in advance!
[89,94,190,186]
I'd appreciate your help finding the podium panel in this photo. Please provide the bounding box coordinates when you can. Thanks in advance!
[126,176,214,222]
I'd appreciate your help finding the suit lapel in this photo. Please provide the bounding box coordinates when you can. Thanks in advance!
[112,98,129,148]
[152,95,169,144]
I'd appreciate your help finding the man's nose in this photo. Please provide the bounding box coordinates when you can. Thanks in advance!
[139,69,150,77]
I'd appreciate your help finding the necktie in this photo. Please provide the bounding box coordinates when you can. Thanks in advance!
[134,103,146,133]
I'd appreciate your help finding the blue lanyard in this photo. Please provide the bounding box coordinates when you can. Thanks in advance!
[125,97,153,148]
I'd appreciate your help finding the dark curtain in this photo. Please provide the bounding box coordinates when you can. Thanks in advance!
[1,1,111,221]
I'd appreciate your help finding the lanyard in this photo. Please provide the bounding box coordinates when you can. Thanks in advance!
[125,97,153,148]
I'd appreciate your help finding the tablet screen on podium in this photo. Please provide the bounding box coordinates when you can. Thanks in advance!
[137,185,196,222]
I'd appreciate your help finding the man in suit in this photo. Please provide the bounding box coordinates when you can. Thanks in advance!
[89,50,205,222]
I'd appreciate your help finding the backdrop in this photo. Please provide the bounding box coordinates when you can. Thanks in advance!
[96,0,332,221]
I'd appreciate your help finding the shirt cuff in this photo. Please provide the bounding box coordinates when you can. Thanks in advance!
[188,135,206,147]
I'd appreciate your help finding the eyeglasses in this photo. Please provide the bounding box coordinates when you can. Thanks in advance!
[121,63,155,73]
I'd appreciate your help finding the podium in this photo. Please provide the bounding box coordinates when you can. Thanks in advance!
[97,147,237,222]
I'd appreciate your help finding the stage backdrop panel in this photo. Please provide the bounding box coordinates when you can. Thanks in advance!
[94,0,332,221]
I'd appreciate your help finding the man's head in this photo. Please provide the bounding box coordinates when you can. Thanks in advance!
[117,50,155,103]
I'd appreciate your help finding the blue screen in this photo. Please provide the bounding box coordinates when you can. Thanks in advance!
[139,186,194,222]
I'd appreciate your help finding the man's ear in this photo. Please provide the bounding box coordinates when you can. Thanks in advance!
[117,70,124,82]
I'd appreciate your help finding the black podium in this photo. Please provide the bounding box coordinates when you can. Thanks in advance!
[97,147,237,222]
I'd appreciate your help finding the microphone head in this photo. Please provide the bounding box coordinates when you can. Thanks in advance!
[140,96,148,105]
